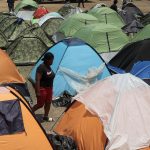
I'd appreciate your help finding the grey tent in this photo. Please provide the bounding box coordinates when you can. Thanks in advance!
[122,20,144,34]
[141,12,150,26]
[0,12,16,23]
[58,4,82,18]
[6,33,52,65]
[119,2,144,24]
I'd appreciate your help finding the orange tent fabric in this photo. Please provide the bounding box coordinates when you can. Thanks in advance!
[0,50,25,83]
[54,101,107,150]
[0,86,53,150]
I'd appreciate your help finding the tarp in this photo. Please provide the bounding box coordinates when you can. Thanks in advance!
[29,38,110,97]
[74,73,150,150]
[73,23,129,53]
[119,2,144,24]
[16,10,35,20]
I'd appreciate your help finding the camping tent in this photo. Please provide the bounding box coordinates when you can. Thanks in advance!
[141,12,150,26]
[73,23,129,53]
[0,86,53,150]
[0,12,16,23]
[6,31,52,65]
[41,17,64,37]
[57,13,99,37]
[16,10,35,21]
[109,38,150,72]
[131,24,150,42]
[15,0,38,13]
[57,4,82,18]
[28,38,110,97]
[54,101,107,150]
[87,7,125,27]
[75,73,150,150]
[0,49,31,103]
[119,2,144,24]
[0,31,8,49]
[2,18,31,41]
[38,12,64,26]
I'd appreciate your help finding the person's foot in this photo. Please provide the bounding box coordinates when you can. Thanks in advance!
[43,116,54,122]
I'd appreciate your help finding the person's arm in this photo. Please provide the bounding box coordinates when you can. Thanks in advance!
[35,72,42,97]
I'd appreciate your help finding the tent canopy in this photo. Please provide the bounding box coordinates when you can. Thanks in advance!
[73,23,129,53]
[88,7,125,27]
[29,38,110,97]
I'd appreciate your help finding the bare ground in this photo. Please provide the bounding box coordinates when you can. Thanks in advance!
[1,0,150,134]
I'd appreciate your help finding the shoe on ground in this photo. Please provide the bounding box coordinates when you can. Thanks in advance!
[43,116,54,122]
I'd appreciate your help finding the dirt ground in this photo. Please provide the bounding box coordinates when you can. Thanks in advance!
[0,0,150,135]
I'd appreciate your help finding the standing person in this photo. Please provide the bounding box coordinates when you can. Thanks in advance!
[32,52,55,122]
[78,0,85,8]
[7,0,15,13]
[110,0,118,12]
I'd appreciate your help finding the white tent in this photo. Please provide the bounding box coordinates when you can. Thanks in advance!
[74,73,150,150]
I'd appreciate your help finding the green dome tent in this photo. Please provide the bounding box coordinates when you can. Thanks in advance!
[132,24,150,42]
[58,13,99,37]
[88,7,125,27]
[6,32,52,65]
[73,23,129,53]
[15,0,38,13]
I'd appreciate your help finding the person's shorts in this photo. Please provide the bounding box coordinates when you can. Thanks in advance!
[37,87,53,107]
[8,3,14,9]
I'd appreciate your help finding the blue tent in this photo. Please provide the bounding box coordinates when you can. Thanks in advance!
[108,61,150,85]
[28,38,110,97]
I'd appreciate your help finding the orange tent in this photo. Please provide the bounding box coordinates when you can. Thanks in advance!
[0,49,25,83]
[0,86,53,150]
[54,101,107,150]
[54,101,150,150]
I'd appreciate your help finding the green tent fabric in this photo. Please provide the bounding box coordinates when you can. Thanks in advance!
[0,31,8,49]
[3,19,31,41]
[0,16,17,33]
[131,24,150,42]
[31,18,39,24]
[19,23,52,47]
[0,12,16,23]
[88,7,125,27]
[58,13,99,37]
[15,0,38,13]
[41,18,64,37]
[73,23,129,53]
[6,33,52,65]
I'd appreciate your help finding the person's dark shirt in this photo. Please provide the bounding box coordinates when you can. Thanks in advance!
[7,0,14,3]
[36,63,55,88]
[110,4,118,12]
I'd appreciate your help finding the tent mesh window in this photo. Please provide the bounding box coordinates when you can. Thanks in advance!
[0,100,25,135]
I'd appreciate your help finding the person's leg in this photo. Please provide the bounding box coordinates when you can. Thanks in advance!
[82,0,85,8]
[78,0,80,7]
[32,88,46,112]
[8,3,11,12]
[43,87,53,119]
